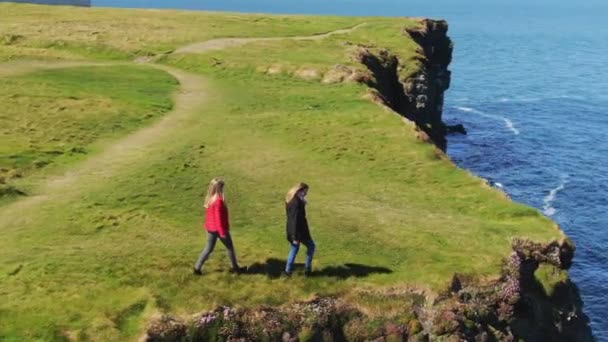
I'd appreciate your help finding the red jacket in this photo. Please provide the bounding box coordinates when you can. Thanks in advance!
[204,197,230,237]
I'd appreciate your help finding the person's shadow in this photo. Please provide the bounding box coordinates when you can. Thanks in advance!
[246,258,392,279]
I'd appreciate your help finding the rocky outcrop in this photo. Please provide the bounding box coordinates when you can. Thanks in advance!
[355,19,453,151]
[145,298,354,342]
[145,239,592,341]
[420,238,593,342]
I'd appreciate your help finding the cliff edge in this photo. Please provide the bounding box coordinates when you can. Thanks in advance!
[145,19,593,342]
[357,19,453,151]
[145,239,593,341]
[0,6,594,341]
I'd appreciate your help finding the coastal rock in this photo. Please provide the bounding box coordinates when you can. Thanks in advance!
[406,239,591,342]
[145,316,186,341]
[354,19,455,151]
[447,123,467,135]
[145,240,592,341]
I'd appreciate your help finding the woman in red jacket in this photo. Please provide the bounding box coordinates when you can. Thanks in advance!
[193,178,244,275]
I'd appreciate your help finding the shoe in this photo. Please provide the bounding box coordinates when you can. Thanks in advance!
[192,268,202,276]
[229,266,248,274]
[304,270,312,277]
[283,271,292,278]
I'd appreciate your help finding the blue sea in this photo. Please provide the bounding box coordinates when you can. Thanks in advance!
[93,0,606,339]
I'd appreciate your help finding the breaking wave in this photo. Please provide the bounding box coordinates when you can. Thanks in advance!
[542,175,569,216]
[454,106,520,135]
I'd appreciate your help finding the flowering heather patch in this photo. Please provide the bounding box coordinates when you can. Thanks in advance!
[145,239,589,342]
[500,252,522,305]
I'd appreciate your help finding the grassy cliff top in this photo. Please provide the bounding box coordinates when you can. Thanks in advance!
[0,3,563,340]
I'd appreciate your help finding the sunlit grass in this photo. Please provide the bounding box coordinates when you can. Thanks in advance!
[0,3,565,340]
[0,70,562,341]
[0,65,177,202]
[0,3,365,61]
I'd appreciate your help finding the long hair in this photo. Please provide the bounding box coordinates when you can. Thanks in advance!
[285,182,309,204]
[204,177,225,208]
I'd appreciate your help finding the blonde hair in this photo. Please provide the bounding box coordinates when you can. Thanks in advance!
[204,177,225,208]
[285,182,309,203]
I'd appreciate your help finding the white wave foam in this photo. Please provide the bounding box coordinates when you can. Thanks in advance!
[499,97,542,103]
[542,175,569,216]
[503,118,520,135]
[455,106,475,112]
[453,106,520,135]
[494,95,585,103]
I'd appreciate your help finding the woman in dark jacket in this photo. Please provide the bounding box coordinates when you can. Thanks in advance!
[284,182,315,276]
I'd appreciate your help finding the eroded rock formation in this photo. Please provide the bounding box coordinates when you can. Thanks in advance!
[355,19,453,151]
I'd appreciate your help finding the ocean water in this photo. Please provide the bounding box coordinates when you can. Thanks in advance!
[91,0,607,339]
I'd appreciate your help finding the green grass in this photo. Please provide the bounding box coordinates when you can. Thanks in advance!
[0,3,364,61]
[0,3,565,341]
[535,264,569,297]
[0,65,177,202]
[163,19,421,75]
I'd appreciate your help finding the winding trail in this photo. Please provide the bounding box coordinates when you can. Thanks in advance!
[0,63,209,225]
[0,24,361,225]
[174,23,365,54]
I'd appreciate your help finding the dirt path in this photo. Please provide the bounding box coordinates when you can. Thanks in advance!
[174,23,365,54]
[0,23,362,223]
[0,62,209,224]
[41,64,207,190]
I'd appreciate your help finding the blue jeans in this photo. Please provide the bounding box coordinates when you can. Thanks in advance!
[285,240,316,273]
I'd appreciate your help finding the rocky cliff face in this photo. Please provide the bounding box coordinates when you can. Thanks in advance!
[355,19,453,151]
[421,238,593,342]
[145,240,593,342]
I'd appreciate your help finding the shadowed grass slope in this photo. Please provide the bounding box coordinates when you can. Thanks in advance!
[0,3,564,341]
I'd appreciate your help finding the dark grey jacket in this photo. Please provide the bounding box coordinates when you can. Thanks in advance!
[285,197,311,243]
